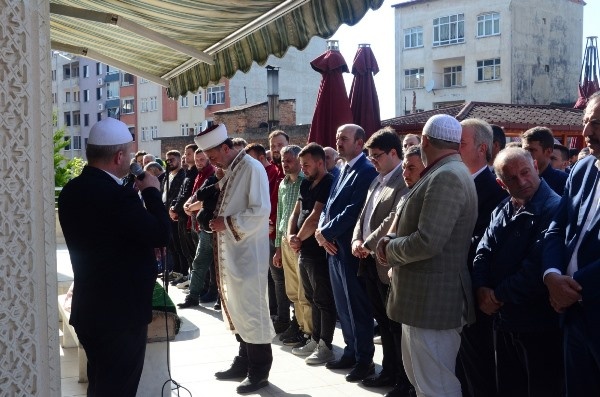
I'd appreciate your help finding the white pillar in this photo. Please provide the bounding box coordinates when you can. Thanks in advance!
[0,1,60,395]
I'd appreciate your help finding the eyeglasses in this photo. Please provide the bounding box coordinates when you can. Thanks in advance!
[368,152,387,161]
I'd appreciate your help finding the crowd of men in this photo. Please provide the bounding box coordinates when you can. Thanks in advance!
[59,92,600,396]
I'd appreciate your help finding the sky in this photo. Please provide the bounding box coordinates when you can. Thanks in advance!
[330,0,599,120]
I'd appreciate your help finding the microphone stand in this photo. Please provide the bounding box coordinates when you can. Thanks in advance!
[163,162,171,294]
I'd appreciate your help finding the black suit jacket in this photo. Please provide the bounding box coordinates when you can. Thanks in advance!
[469,167,508,268]
[58,166,170,330]
[161,168,185,210]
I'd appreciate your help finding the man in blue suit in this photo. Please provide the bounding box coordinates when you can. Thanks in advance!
[543,92,600,397]
[316,124,378,382]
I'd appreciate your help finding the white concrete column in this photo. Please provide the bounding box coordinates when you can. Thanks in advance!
[0,1,60,395]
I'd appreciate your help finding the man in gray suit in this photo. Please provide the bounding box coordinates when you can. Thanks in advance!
[377,114,477,397]
[352,129,413,396]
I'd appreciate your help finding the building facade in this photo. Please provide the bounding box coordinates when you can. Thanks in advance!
[394,0,584,114]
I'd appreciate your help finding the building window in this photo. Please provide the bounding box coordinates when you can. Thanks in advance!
[122,98,135,114]
[96,87,103,100]
[71,64,80,78]
[206,85,225,105]
[477,58,501,81]
[63,65,71,80]
[193,92,202,106]
[52,70,56,81]
[141,98,148,112]
[404,27,423,49]
[139,78,149,84]
[96,62,102,75]
[83,89,90,102]
[141,127,148,141]
[129,127,135,142]
[97,112,102,122]
[73,90,80,102]
[84,113,89,127]
[477,12,500,37]
[83,65,89,78]
[73,111,80,126]
[433,14,464,46]
[64,137,71,151]
[72,135,81,150]
[122,73,135,86]
[106,81,119,99]
[151,126,158,139]
[180,95,189,108]
[65,92,71,103]
[404,68,424,89]
[106,65,119,75]
[52,92,57,104]
[149,96,157,111]
[180,123,189,136]
[64,112,71,127]
[443,66,463,87]
[107,107,118,118]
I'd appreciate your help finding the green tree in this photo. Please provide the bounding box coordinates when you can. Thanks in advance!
[54,116,85,187]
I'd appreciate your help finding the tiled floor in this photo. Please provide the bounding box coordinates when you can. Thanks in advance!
[58,245,390,396]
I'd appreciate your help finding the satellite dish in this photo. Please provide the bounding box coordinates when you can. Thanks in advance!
[425,80,435,93]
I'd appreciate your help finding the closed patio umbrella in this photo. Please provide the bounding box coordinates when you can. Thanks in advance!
[572,36,599,149]
[308,40,353,148]
[349,44,381,138]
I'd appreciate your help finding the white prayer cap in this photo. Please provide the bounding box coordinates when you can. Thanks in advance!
[423,114,462,144]
[194,124,228,150]
[88,118,133,146]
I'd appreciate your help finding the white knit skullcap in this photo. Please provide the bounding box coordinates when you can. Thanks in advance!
[423,114,462,144]
[88,117,133,146]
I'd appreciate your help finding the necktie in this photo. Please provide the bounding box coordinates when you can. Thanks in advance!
[335,164,350,193]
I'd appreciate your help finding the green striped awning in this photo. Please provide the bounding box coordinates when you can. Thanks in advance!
[50,0,384,97]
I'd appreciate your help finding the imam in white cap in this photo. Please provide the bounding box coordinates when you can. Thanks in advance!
[88,118,133,146]
[422,114,462,144]
[194,124,228,150]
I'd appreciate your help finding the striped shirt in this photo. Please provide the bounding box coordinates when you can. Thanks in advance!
[275,172,304,247]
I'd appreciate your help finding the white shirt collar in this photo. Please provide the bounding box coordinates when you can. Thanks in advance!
[472,165,488,179]
[103,170,124,185]
[378,161,402,185]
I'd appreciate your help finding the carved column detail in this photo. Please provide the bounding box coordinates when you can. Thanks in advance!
[0,1,60,395]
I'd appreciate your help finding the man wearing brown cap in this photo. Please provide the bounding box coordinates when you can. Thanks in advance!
[195,124,274,394]
[378,114,477,397]
[58,117,171,396]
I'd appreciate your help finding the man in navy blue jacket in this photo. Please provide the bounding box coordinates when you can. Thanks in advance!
[473,147,563,396]
[316,124,378,382]
[521,126,568,196]
[543,92,600,397]
[59,118,170,396]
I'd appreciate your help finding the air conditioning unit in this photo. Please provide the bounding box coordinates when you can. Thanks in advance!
[97,78,103,85]
[98,104,104,111]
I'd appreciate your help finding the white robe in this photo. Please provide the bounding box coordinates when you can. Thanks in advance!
[215,150,275,344]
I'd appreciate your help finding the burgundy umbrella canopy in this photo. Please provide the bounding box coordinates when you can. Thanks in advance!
[349,44,381,138]
[572,37,599,149]
[574,36,599,110]
[308,43,353,148]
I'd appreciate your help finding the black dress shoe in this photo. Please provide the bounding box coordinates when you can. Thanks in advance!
[177,297,199,308]
[362,372,396,387]
[215,356,248,380]
[236,377,269,394]
[345,361,375,382]
[384,382,415,397]
[325,355,356,370]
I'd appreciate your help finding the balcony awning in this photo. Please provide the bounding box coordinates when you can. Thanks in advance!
[50,0,384,98]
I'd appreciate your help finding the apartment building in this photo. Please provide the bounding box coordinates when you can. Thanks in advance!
[394,0,584,114]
